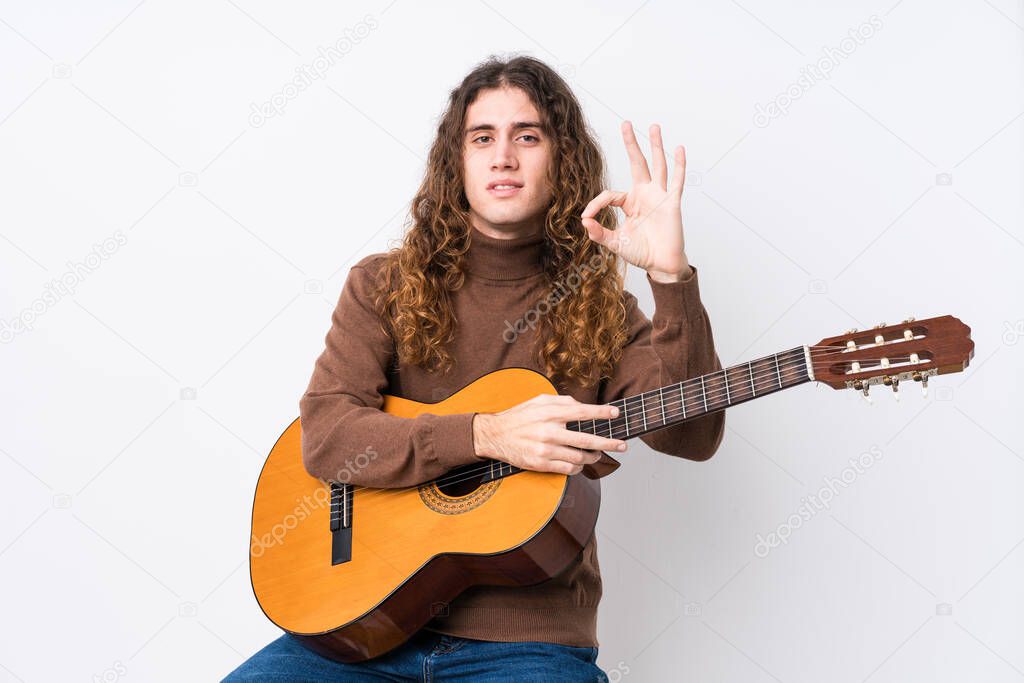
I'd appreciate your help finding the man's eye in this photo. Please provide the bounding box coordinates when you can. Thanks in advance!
[471,134,539,144]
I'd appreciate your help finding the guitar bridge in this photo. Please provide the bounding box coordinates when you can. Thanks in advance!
[330,482,353,565]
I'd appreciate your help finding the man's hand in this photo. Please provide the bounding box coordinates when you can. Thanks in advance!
[580,121,692,282]
[472,394,629,475]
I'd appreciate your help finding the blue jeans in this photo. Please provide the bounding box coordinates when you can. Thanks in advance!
[223,629,609,682]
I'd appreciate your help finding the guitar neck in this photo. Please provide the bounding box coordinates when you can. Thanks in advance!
[569,345,814,440]
[479,345,814,482]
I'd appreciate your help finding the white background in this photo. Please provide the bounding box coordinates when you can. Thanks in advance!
[2,1,1022,681]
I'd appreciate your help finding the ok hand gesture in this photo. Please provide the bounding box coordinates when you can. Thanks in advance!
[581,121,692,282]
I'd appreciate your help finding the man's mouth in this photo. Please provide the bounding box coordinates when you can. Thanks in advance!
[487,180,524,197]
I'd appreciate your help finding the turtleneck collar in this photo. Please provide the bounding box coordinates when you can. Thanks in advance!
[464,227,546,281]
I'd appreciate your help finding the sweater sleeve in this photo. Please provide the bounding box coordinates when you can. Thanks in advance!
[299,257,486,488]
[598,265,725,461]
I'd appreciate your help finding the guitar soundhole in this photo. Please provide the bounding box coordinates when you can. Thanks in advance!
[433,462,489,498]
[418,465,501,515]
[436,477,481,497]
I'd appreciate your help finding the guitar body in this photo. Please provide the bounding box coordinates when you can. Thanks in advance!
[249,368,601,663]
[249,314,974,664]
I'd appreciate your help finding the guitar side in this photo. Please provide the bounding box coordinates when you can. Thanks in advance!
[248,367,602,663]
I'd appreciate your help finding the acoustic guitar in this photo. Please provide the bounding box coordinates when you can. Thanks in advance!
[249,315,973,663]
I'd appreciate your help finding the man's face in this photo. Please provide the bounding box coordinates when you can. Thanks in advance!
[462,86,554,238]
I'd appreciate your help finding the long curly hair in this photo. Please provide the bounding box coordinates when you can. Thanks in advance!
[374,54,629,389]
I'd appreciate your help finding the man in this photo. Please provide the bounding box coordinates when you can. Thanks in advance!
[225,54,723,681]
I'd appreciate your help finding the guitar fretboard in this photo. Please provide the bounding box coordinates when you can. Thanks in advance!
[481,346,812,481]
[574,345,811,440]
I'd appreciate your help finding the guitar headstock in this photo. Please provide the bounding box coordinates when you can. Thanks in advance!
[809,315,974,399]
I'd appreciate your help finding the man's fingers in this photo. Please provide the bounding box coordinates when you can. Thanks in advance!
[670,144,687,196]
[551,461,584,476]
[582,219,620,252]
[548,446,602,466]
[581,189,627,219]
[556,428,627,453]
[621,120,652,185]
[581,189,630,250]
[551,401,620,422]
[649,123,667,190]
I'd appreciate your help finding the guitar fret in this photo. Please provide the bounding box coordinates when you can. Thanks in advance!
[794,348,809,383]
[420,348,817,496]
[580,346,811,441]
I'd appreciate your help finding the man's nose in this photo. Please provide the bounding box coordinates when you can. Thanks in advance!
[491,136,518,170]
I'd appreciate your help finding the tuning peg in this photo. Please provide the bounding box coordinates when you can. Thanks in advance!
[846,328,858,334]
[913,370,929,397]
[861,382,872,405]
[902,316,915,323]
[874,322,887,329]
[891,377,900,402]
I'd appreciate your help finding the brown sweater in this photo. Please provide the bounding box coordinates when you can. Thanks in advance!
[299,227,725,648]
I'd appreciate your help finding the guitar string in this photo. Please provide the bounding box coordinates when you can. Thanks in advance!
[606,347,923,414]
[331,349,923,504]
[581,349,922,430]
[314,349,924,510]
[342,350,920,502]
